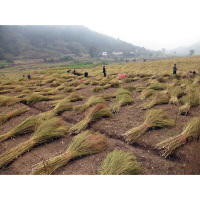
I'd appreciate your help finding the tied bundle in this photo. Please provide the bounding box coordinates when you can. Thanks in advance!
[179,90,199,115]
[169,86,184,105]
[31,130,106,175]
[67,92,84,102]
[0,107,28,126]
[0,117,69,168]
[156,116,200,158]
[99,150,141,175]
[0,95,20,106]
[140,91,169,110]
[111,89,134,113]
[69,104,113,134]
[137,88,156,101]
[123,109,175,144]
[75,96,105,114]
[0,115,38,143]
[52,98,73,115]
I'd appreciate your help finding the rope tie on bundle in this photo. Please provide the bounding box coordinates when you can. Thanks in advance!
[64,152,70,160]
[29,139,35,145]
[179,133,186,145]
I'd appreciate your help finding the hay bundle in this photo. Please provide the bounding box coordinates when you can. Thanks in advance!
[148,82,166,90]
[0,95,20,106]
[110,79,120,88]
[69,104,113,134]
[140,91,169,110]
[169,86,184,105]
[31,130,106,175]
[137,88,155,101]
[123,85,135,92]
[24,93,52,105]
[99,150,141,175]
[0,115,38,143]
[53,98,73,115]
[179,90,199,115]
[92,86,104,93]
[156,117,200,158]
[0,117,68,168]
[0,107,29,126]
[64,87,75,93]
[67,92,84,102]
[75,96,105,114]
[123,109,175,144]
[100,94,116,101]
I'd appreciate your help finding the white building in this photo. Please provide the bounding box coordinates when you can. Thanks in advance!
[112,51,123,56]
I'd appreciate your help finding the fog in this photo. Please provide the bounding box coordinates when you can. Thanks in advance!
[1,0,200,50]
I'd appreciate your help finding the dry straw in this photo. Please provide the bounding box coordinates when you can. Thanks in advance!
[53,98,73,115]
[156,116,200,158]
[140,91,169,110]
[99,150,141,175]
[0,117,69,168]
[69,104,113,134]
[0,107,28,126]
[169,86,184,105]
[179,90,199,115]
[123,109,175,144]
[137,88,156,101]
[31,130,106,175]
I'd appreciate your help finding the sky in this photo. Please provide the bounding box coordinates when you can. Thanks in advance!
[1,0,200,50]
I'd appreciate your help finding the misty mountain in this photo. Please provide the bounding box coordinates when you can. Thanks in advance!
[0,25,151,60]
[166,41,200,55]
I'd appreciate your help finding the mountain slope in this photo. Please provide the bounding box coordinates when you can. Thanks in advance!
[0,25,149,60]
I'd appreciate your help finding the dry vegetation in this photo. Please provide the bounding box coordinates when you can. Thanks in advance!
[0,56,200,175]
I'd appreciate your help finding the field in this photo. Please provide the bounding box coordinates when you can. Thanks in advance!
[0,56,200,175]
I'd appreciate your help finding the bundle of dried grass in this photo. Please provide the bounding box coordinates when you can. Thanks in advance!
[31,130,106,175]
[148,82,166,90]
[67,92,84,102]
[137,88,156,101]
[99,150,141,175]
[92,86,104,93]
[24,93,52,105]
[179,90,199,115]
[156,116,200,158]
[0,117,69,168]
[0,115,38,143]
[123,109,175,144]
[75,96,105,114]
[53,98,73,115]
[64,87,75,93]
[123,85,135,92]
[140,91,169,110]
[69,104,113,134]
[169,86,184,105]
[0,95,20,106]
[0,107,29,126]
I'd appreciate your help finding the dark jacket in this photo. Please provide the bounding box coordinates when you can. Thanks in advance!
[103,67,106,73]
[173,65,177,71]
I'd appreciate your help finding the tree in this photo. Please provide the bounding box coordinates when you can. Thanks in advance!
[189,49,195,56]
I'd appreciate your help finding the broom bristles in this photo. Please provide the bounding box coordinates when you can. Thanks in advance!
[99,150,141,175]
[31,130,106,175]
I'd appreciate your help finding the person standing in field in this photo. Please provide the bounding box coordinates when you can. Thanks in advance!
[103,66,106,77]
[173,64,177,75]
[73,67,77,75]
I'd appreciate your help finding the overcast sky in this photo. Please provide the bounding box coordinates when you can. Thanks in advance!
[1,0,200,50]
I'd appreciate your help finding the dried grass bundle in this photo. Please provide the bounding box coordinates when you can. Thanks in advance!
[140,91,169,110]
[0,95,20,106]
[137,88,156,101]
[148,82,166,90]
[0,107,28,126]
[99,150,141,175]
[69,104,113,134]
[53,98,73,115]
[24,93,52,105]
[0,117,68,168]
[92,86,104,93]
[67,92,84,102]
[179,90,199,115]
[169,86,184,105]
[31,130,106,175]
[123,109,175,144]
[156,117,200,158]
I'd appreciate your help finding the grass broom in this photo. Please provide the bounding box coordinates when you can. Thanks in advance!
[123,109,175,144]
[0,107,29,126]
[0,117,69,168]
[99,150,141,175]
[69,104,113,134]
[156,116,200,158]
[31,130,106,175]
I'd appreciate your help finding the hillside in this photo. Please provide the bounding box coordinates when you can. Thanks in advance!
[0,25,151,60]
[166,41,200,55]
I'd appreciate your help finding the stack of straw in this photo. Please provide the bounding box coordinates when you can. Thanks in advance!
[69,104,113,134]
[31,130,106,175]
[123,109,175,144]
[99,150,141,175]
[156,116,200,158]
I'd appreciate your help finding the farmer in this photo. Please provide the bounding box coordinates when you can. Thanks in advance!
[173,64,177,75]
[27,74,31,79]
[103,66,106,77]
[73,67,77,75]
[84,72,88,77]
